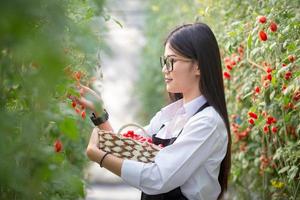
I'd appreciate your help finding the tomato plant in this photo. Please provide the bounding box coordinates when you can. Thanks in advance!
[138,0,299,199]
[0,0,108,199]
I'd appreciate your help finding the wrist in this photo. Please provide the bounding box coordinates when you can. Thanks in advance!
[86,146,102,162]
[99,152,110,167]
[90,109,109,126]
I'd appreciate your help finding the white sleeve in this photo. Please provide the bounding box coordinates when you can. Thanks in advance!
[121,113,227,194]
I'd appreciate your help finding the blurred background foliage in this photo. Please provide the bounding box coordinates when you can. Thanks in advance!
[0,0,110,199]
[136,0,300,199]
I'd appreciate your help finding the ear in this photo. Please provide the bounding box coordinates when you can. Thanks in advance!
[193,63,200,76]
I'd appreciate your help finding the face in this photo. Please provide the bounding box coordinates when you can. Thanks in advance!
[162,43,200,95]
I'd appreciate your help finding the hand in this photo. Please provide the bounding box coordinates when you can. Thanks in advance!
[86,127,105,162]
[70,84,104,116]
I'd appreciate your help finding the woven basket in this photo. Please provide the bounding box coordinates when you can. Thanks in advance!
[97,123,162,163]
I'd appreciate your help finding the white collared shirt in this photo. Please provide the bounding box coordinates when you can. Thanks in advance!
[121,95,228,200]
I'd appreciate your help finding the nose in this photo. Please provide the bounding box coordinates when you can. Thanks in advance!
[161,64,168,74]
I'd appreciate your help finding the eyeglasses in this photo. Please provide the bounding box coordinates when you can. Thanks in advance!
[160,56,193,72]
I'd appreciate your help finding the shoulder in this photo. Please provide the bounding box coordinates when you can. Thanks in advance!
[190,106,225,127]
[150,99,183,123]
[185,106,228,140]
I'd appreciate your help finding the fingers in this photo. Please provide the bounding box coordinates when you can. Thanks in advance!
[88,127,100,147]
[79,84,102,100]
[68,94,92,110]
[77,96,95,110]
[68,84,103,113]
[78,84,90,96]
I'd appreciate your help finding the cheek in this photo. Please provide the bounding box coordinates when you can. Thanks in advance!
[176,67,194,82]
[173,73,186,86]
[166,71,191,92]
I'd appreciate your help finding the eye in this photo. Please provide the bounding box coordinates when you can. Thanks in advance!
[168,58,176,63]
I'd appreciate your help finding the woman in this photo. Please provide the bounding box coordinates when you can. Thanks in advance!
[84,22,231,200]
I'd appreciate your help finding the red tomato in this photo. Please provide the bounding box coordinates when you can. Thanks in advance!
[258,16,267,23]
[288,55,296,63]
[259,30,268,41]
[269,22,278,32]
[248,118,255,125]
[248,112,258,119]
[223,71,231,79]
[81,111,86,119]
[54,140,63,152]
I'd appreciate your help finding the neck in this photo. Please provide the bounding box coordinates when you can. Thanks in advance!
[182,89,202,104]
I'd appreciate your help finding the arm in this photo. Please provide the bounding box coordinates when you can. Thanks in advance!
[80,84,164,178]
[75,84,122,174]
[97,120,114,132]
[73,84,114,132]
[86,110,163,177]
[86,127,124,176]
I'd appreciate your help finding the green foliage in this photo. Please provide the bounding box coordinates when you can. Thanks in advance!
[138,0,300,199]
[216,1,300,199]
[0,0,107,199]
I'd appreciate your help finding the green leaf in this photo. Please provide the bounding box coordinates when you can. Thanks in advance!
[59,118,79,140]
[269,42,277,50]
[283,85,294,95]
[242,159,249,169]
[69,176,85,197]
[288,166,298,181]
[85,8,94,20]
[225,42,232,52]
[273,148,282,160]
[270,90,276,100]
[296,125,300,135]
[103,13,111,21]
[112,18,123,28]
[284,113,291,122]
[287,42,297,51]
[247,34,252,49]
[251,47,261,56]
[278,166,290,174]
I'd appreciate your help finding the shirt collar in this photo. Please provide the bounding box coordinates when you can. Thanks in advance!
[160,95,207,122]
[183,95,207,118]
[161,98,183,118]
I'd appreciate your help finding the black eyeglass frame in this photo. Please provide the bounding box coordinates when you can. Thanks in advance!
[160,56,194,72]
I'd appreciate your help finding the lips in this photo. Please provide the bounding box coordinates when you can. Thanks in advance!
[165,78,173,83]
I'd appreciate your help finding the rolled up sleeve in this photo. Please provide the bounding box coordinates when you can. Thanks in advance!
[121,159,145,188]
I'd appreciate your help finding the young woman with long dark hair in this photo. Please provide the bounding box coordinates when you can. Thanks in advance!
[83,22,231,200]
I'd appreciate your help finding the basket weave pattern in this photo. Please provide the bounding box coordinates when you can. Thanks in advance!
[97,125,162,163]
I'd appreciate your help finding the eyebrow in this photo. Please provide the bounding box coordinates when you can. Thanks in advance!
[165,54,178,58]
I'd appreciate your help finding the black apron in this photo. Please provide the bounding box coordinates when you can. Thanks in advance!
[141,102,210,200]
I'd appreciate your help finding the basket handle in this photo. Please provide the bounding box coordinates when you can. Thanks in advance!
[117,123,147,136]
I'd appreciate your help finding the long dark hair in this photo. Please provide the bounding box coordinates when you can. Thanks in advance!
[165,22,231,199]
